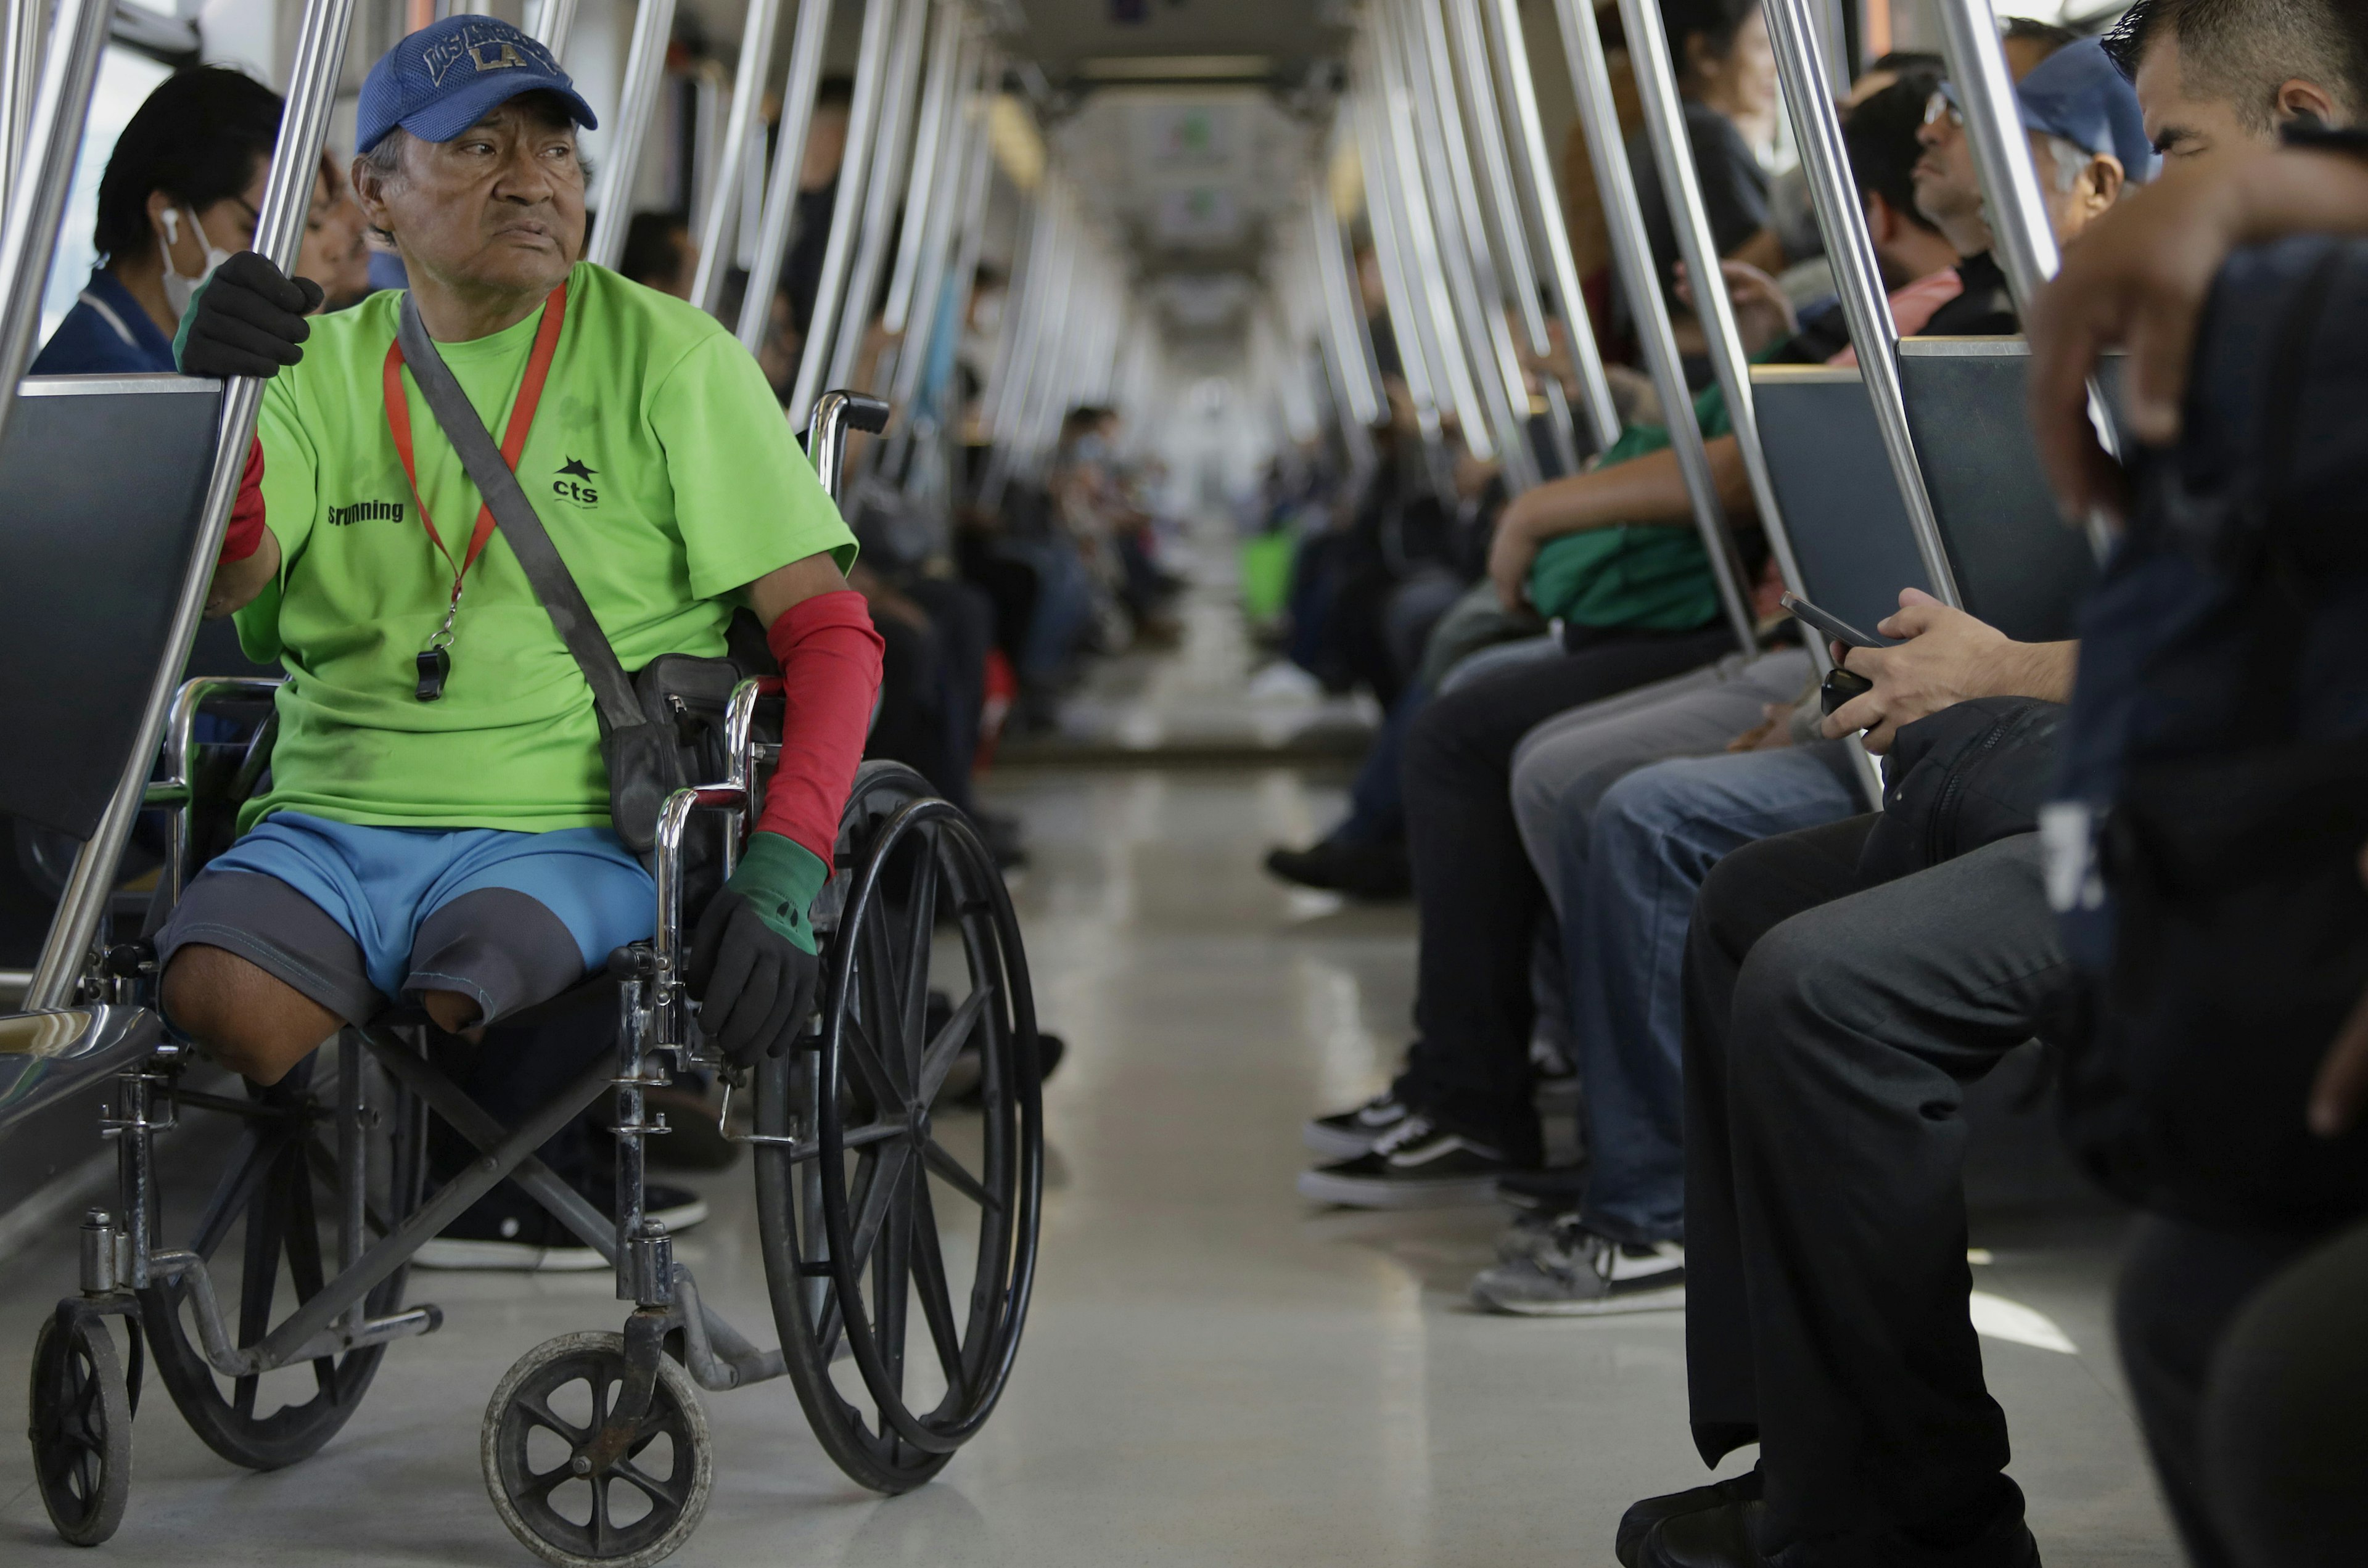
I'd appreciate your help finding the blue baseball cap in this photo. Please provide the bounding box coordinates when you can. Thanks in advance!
[2013,37,2156,183]
[356,15,597,154]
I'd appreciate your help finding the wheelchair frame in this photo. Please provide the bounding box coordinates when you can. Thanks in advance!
[17,392,1045,1566]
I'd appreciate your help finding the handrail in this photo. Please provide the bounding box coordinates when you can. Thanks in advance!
[28,0,359,1011]
[1547,0,1759,655]
[583,0,683,270]
[689,0,789,314]
[0,0,111,461]
[822,0,934,396]
[734,0,834,354]
[786,0,903,425]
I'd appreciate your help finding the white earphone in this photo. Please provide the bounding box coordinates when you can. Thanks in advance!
[160,208,181,245]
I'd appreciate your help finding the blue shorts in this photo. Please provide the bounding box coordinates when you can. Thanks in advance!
[155,813,655,1026]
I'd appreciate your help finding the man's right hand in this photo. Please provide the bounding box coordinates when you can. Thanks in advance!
[1817,589,2075,753]
[178,252,323,380]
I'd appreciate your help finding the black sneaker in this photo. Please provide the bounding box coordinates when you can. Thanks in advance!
[1302,1090,1416,1160]
[1263,840,1412,899]
[1296,1114,1515,1208]
[1471,1216,1685,1316]
[1616,1471,1762,1568]
[416,1182,710,1272]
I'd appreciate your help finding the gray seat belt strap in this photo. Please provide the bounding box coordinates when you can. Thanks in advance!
[393,291,644,734]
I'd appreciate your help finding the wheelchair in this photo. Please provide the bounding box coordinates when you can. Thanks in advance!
[8,392,1043,1567]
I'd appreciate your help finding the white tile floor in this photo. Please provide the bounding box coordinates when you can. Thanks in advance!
[0,765,2179,1566]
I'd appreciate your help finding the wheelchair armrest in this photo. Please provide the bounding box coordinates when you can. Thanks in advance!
[0,1003,164,1137]
[143,676,284,807]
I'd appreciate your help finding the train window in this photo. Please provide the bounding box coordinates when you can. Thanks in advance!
[39,44,173,342]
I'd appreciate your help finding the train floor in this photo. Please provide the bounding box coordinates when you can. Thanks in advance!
[0,571,2182,1566]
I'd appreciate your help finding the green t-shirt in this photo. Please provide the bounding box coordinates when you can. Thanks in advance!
[1525,380,1736,630]
[234,262,857,833]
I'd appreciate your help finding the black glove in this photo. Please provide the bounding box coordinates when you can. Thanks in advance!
[685,889,823,1066]
[178,252,323,380]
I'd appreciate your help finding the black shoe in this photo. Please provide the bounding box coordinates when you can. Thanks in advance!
[1296,1114,1518,1208]
[1639,1499,1768,1567]
[1262,840,1411,899]
[1302,1090,1416,1160]
[416,1181,710,1272]
[976,811,1029,870]
[1619,1471,1762,1567]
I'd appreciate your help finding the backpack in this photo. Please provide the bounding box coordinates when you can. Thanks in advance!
[2052,234,2368,1229]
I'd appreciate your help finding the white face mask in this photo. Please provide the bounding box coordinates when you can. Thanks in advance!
[158,206,234,321]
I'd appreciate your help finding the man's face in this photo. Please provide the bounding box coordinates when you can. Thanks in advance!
[363,97,585,298]
[2134,31,2260,166]
[1912,102,1984,231]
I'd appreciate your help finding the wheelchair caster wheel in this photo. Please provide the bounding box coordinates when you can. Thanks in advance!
[28,1311,133,1546]
[482,1331,712,1568]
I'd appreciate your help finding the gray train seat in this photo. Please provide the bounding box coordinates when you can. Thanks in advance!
[1896,337,2097,643]
[1748,363,1934,630]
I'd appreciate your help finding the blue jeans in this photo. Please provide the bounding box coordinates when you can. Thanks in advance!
[1566,746,1858,1242]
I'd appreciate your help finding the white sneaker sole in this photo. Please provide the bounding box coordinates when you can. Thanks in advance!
[413,1197,711,1273]
[1473,1279,1687,1316]
[1297,1167,1504,1209]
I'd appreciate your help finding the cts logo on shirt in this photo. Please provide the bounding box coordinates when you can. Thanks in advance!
[554,457,599,507]
[327,499,405,527]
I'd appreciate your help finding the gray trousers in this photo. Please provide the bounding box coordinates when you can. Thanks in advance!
[1684,819,2080,1562]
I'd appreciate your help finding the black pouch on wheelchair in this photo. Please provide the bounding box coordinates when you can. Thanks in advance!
[624,617,779,888]
[2051,234,2368,1227]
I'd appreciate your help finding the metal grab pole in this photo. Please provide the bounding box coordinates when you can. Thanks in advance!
[1391,0,1534,486]
[1763,0,1960,604]
[1447,0,1580,477]
[976,187,1055,508]
[1615,0,1799,591]
[1367,25,1493,462]
[822,0,931,395]
[1309,181,1384,427]
[883,72,993,473]
[531,0,581,55]
[689,0,787,313]
[1548,0,1758,655]
[0,0,44,223]
[734,0,831,353]
[28,0,361,1009]
[583,0,682,269]
[787,0,900,425]
[1349,79,1441,445]
[1483,0,1621,452]
[879,7,966,348]
[0,0,104,462]
[1932,0,2118,562]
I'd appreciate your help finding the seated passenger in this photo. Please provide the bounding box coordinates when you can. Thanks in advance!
[1621,22,2366,1568]
[33,67,282,377]
[153,20,881,1122]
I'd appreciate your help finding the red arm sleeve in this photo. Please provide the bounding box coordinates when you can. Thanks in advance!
[754,588,887,864]
[219,438,266,564]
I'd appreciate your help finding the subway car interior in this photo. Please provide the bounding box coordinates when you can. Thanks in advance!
[1,0,2364,1562]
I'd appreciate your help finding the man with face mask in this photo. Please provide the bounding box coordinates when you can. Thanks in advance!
[150,17,882,1267]
[33,66,282,376]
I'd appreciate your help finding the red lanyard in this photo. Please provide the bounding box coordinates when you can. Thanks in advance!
[382,281,569,608]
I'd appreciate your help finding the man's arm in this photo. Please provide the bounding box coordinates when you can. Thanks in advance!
[2029,145,2368,519]
[746,549,853,623]
[1487,435,1753,609]
[1817,587,2076,753]
[207,532,280,619]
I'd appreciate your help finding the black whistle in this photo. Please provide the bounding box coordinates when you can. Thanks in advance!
[416,647,451,702]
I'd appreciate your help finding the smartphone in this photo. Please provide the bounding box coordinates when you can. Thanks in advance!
[1780,591,1892,650]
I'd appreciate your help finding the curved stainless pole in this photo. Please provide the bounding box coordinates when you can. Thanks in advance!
[1349,77,1441,446]
[882,70,995,474]
[1616,0,1801,591]
[0,0,44,222]
[1448,0,1580,477]
[734,0,831,353]
[29,0,360,1009]
[0,0,105,458]
[1368,22,1494,462]
[1932,0,2118,561]
[1549,0,1758,654]
[1763,0,1960,604]
[1391,0,1532,486]
[583,0,683,269]
[881,6,966,345]
[1309,180,1384,427]
[787,0,902,424]
[1483,0,1621,451]
[689,0,788,313]
[532,0,582,54]
[976,186,1058,508]
[823,0,932,395]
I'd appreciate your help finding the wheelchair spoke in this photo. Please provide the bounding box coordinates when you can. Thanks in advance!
[898,833,941,1050]
[923,1136,1000,1213]
[874,1159,912,1399]
[612,1459,683,1514]
[839,1011,903,1115]
[519,1461,575,1509]
[905,1173,968,1396]
[855,909,913,1100]
[189,1131,271,1262]
[588,1467,615,1554]
[512,1392,586,1446]
[845,1142,913,1280]
[918,982,993,1106]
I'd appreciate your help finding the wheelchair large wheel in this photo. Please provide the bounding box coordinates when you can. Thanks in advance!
[27,1310,133,1546]
[753,763,1043,1493]
[138,1051,426,1470]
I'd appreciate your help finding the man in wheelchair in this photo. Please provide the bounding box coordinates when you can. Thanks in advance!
[155,16,882,1099]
